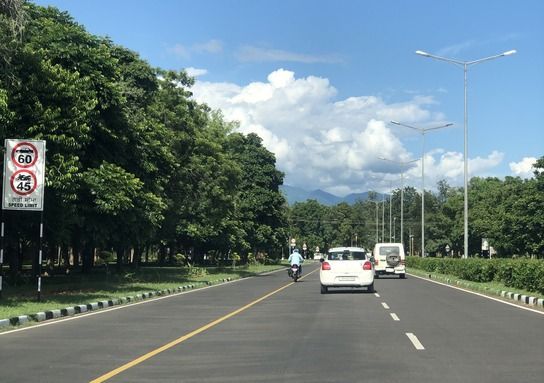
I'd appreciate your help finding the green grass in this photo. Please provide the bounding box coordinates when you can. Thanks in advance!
[408,267,544,300]
[0,263,287,320]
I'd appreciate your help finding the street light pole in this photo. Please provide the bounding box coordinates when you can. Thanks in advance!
[379,157,418,248]
[391,121,453,256]
[382,194,385,242]
[389,180,392,242]
[415,49,516,258]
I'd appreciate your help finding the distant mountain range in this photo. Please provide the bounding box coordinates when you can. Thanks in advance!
[280,185,386,206]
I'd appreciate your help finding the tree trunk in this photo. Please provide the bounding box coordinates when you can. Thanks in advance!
[158,245,166,265]
[116,246,124,273]
[133,246,142,269]
[82,244,94,273]
[62,246,70,267]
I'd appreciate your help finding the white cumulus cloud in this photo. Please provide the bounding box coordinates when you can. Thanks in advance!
[185,67,208,77]
[509,157,537,178]
[191,69,504,195]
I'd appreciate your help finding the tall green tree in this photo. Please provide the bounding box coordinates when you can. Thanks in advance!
[227,132,287,259]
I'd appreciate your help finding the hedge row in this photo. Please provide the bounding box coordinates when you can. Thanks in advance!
[406,257,544,294]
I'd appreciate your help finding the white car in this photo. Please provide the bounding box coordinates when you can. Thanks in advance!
[373,243,406,279]
[319,246,375,294]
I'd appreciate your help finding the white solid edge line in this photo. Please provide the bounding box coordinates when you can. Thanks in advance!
[408,273,544,316]
[406,332,425,350]
[390,313,400,321]
[381,302,390,309]
[0,267,291,336]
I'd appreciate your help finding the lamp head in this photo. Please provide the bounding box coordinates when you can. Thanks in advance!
[415,50,431,57]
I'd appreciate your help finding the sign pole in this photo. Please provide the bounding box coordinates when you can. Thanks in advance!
[1,145,5,299]
[0,218,4,300]
[37,210,43,302]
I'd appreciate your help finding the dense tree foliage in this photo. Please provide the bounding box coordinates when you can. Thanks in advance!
[0,2,541,285]
[0,2,288,276]
[287,162,544,259]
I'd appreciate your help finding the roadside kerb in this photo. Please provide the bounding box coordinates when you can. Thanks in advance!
[410,270,544,309]
[31,312,47,322]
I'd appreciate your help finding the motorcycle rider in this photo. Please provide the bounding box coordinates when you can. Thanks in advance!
[288,248,304,277]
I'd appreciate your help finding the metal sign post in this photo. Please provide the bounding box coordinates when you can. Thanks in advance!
[2,139,46,301]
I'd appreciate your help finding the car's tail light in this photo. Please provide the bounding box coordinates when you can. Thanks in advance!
[374,258,379,265]
[321,262,331,271]
[363,261,372,270]
[400,259,405,265]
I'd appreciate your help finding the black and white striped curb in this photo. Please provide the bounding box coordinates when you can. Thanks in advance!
[437,275,544,309]
[0,278,236,329]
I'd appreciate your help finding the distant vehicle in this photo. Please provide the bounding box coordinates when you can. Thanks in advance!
[319,246,374,294]
[373,243,406,279]
[313,252,323,260]
[287,264,300,282]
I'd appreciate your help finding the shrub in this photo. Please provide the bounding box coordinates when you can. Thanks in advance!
[407,257,544,294]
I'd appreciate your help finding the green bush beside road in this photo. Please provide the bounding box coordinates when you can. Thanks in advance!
[406,257,544,295]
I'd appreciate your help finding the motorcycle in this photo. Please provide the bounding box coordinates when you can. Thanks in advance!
[287,264,300,282]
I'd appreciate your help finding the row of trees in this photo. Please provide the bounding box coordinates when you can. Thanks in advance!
[0,2,288,276]
[1,2,541,283]
[288,158,544,258]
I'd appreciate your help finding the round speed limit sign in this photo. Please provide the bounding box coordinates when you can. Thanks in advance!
[11,142,38,168]
[10,169,38,196]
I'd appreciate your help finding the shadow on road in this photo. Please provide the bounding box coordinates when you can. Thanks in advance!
[323,288,375,294]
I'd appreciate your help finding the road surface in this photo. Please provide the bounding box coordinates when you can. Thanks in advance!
[0,263,542,382]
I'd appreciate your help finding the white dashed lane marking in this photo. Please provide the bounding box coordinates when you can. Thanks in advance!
[390,313,400,321]
[381,302,390,309]
[374,293,380,298]
[406,333,425,350]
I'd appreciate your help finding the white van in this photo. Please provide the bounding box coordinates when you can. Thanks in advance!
[373,243,406,279]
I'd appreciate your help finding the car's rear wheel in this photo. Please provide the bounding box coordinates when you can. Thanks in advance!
[367,282,375,293]
[320,285,328,294]
[400,273,406,279]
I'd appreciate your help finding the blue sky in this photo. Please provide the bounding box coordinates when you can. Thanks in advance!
[34,0,544,195]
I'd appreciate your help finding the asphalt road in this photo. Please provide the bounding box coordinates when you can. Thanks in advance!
[0,263,542,382]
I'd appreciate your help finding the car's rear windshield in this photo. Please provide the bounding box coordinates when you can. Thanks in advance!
[328,251,366,260]
[378,246,400,256]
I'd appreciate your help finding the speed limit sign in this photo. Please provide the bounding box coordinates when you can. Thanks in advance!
[10,169,38,196]
[2,139,46,210]
[11,142,39,168]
